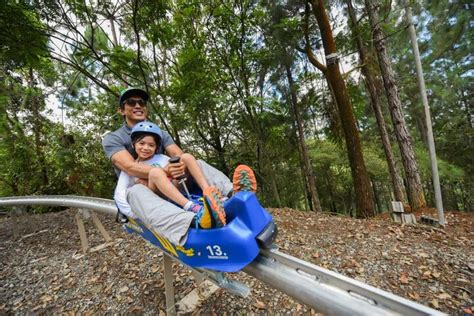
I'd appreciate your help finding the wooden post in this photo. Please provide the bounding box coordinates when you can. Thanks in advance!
[75,208,113,253]
[162,257,223,314]
[90,211,112,242]
[75,212,89,253]
[177,279,220,314]
[192,271,204,285]
[163,255,176,315]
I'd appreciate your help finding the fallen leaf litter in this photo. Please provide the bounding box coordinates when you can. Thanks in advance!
[0,207,472,314]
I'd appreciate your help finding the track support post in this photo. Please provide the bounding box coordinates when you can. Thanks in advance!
[163,255,177,315]
[74,208,112,253]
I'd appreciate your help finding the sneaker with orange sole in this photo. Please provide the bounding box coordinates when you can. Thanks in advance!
[232,165,257,193]
[196,186,226,229]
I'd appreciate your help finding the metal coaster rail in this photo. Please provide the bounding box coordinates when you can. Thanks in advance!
[0,195,445,316]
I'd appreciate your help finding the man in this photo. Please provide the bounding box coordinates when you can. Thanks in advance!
[102,88,256,245]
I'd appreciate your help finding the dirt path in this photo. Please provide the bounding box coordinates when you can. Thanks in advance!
[0,208,472,314]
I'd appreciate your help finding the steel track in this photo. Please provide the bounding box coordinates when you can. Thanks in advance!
[0,195,445,315]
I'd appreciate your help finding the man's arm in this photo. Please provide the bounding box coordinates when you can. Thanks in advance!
[103,131,152,178]
[111,150,152,178]
[165,144,184,157]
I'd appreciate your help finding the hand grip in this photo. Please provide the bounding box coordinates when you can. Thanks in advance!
[169,156,185,180]
[169,156,181,164]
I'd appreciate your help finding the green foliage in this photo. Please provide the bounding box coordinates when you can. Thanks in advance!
[0,2,49,69]
[0,0,471,215]
[307,139,393,214]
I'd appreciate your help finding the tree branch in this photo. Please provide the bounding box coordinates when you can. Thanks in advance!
[132,0,150,93]
[49,53,115,95]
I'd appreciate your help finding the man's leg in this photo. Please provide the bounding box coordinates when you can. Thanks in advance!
[127,184,194,246]
[232,165,257,193]
[197,160,233,197]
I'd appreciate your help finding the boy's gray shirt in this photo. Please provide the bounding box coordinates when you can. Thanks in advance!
[102,123,175,176]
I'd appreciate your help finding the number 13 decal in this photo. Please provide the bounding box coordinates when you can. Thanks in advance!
[206,245,223,256]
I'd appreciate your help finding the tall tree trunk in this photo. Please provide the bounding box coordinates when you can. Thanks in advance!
[371,176,382,213]
[209,108,230,175]
[28,68,48,191]
[459,88,472,127]
[291,114,311,211]
[324,167,337,213]
[109,16,119,47]
[444,184,456,212]
[306,0,374,218]
[414,107,429,146]
[268,168,282,207]
[459,183,469,211]
[365,0,427,210]
[325,79,344,142]
[285,63,322,212]
[346,0,406,203]
[255,136,282,206]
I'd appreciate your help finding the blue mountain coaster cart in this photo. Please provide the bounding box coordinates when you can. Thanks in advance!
[123,192,278,272]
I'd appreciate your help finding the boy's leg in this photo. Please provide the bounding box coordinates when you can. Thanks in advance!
[148,167,189,207]
[197,186,226,228]
[180,153,210,191]
[127,184,194,246]
[196,160,233,197]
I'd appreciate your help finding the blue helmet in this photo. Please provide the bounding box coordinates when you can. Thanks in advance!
[131,122,162,147]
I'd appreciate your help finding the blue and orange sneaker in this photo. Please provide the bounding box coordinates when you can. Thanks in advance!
[232,165,257,193]
[195,186,226,229]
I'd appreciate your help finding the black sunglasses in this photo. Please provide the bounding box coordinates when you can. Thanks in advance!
[124,98,147,107]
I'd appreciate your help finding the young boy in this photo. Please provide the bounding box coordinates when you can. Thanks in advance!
[114,122,226,229]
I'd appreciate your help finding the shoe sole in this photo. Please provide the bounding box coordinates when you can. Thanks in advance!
[232,165,257,193]
[203,186,226,228]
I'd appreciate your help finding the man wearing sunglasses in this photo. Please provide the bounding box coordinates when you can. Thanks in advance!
[104,87,181,177]
[102,87,234,245]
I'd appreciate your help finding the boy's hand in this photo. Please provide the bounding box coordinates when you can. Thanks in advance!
[168,161,186,179]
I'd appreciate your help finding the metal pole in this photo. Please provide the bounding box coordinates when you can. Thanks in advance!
[404,1,445,225]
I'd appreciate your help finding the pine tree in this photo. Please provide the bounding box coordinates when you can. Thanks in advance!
[364,0,426,210]
[305,0,375,217]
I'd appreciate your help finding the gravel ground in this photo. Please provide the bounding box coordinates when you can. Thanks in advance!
[0,207,472,315]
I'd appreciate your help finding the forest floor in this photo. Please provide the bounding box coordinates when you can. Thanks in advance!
[0,206,472,315]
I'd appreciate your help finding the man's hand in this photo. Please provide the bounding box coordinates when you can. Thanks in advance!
[168,161,186,179]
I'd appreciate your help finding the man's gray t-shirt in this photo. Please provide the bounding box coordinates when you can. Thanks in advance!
[102,123,175,176]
